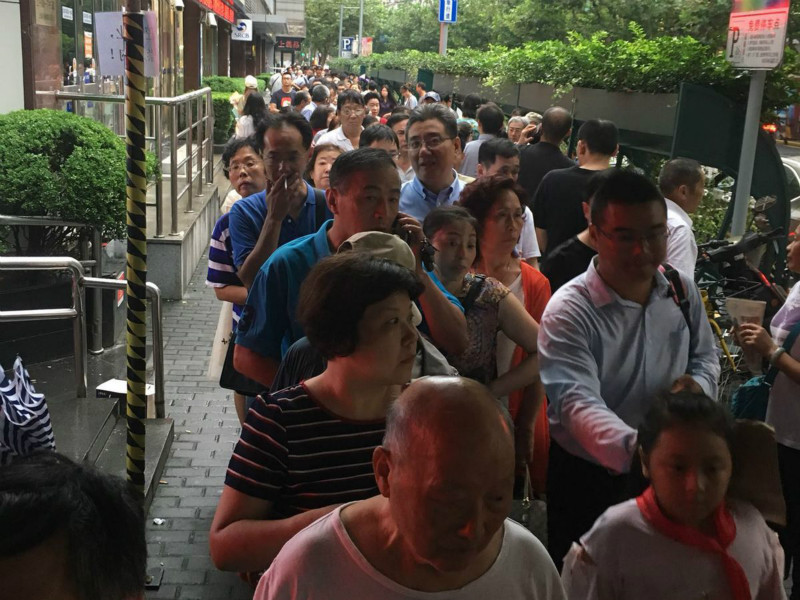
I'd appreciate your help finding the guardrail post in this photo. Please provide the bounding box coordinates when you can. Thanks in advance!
[155,105,165,238]
[89,227,103,354]
[196,96,204,197]
[147,282,165,418]
[185,99,194,213]
[206,90,214,183]
[170,102,179,234]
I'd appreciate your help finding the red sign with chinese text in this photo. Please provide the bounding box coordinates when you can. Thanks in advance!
[194,0,234,23]
[276,36,303,51]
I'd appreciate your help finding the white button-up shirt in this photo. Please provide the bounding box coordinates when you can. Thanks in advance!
[665,198,697,279]
[539,258,719,473]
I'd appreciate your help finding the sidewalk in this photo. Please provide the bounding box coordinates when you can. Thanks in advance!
[144,247,253,600]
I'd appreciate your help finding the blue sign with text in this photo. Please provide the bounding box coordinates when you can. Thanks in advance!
[439,0,457,23]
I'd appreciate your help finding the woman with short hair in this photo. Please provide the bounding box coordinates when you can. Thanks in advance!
[210,252,423,576]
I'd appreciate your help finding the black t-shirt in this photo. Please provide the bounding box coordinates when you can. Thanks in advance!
[540,235,598,292]
[517,141,575,209]
[270,89,296,110]
[533,166,602,257]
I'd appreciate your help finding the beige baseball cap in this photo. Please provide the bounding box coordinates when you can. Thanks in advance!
[244,75,259,89]
[338,231,423,326]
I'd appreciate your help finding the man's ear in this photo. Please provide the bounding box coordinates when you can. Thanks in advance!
[373,446,392,498]
[611,144,619,158]
[326,187,338,215]
[476,163,485,178]
[582,201,590,221]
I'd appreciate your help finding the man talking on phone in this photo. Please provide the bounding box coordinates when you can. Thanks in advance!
[234,148,468,389]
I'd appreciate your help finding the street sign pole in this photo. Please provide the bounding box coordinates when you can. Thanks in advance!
[358,0,364,56]
[724,0,790,237]
[338,5,344,59]
[439,22,448,55]
[731,69,767,237]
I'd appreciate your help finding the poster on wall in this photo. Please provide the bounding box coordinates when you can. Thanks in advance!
[95,11,159,77]
[34,0,57,27]
[84,30,93,59]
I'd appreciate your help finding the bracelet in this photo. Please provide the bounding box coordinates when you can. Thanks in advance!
[769,347,786,367]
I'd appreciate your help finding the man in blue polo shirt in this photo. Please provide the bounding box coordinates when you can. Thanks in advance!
[399,104,465,223]
[234,148,468,388]
[228,111,331,288]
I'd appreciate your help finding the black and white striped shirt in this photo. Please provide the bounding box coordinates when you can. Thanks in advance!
[225,384,385,518]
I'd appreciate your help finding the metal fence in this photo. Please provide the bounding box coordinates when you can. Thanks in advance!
[0,256,165,417]
[35,87,214,238]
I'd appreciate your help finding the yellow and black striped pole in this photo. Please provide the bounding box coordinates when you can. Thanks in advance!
[124,2,147,495]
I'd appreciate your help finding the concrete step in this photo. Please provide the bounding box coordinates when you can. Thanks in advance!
[95,417,174,511]
[48,395,120,464]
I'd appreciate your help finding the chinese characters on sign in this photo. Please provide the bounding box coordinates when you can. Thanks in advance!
[726,0,790,69]
[276,37,303,51]
[95,12,160,78]
[196,0,233,23]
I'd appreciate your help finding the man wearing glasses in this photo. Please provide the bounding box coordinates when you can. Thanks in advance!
[315,90,366,151]
[537,168,720,570]
[398,104,465,223]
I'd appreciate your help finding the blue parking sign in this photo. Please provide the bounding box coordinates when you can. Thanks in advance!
[341,37,354,52]
[439,0,457,23]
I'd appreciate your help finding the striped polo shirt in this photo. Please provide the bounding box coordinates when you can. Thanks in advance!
[206,212,244,331]
[225,384,385,518]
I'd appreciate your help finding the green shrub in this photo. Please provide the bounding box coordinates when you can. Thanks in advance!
[212,92,236,145]
[0,109,158,253]
[330,30,799,116]
[202,76,265,93]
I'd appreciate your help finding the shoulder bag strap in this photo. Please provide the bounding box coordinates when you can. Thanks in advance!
[461,275,487,315]
[660,263,693,332]
[765,318,800,386]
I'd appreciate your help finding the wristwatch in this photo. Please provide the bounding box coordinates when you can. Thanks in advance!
[769,347,786,367]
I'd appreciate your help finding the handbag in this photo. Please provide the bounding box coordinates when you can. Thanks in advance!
[219,331,267,397]
[730,319,800,421]
[0,356,56,465]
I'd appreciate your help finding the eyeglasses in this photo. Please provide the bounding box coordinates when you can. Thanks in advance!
[341,107,365,118]
[594,224,670,248]
[387,151,400,159]
[228,159,261,174]
[407,135,454,152]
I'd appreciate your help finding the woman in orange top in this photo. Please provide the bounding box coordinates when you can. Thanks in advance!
[459,175,551,494]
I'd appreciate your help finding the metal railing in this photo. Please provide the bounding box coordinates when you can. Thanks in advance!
[0,215,103,354]
[35,88,215,238]
[0,257,165,417]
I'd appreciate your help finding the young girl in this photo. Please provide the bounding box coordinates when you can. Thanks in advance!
[562,391,786,600]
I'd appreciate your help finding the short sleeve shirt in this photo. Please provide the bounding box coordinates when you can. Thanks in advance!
[270,89,295,110]
[206,212,245,330]
[235,221,333,361]
[225,384,385,517]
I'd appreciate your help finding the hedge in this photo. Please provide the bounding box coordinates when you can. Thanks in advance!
[0,109,158,247]
[202,76,266,93]
[329,29,799,116]
[211,91,237,145]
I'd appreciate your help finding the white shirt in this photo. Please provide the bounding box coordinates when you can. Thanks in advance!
[234,115,255,139]
[767,281,800,449]
[516,206,541,260]
[664,198,697,279]
[404,94,418,110]
[256,505,566,600]
[315,126,360,152]
[540,258,720,473]
[562,499,786,600]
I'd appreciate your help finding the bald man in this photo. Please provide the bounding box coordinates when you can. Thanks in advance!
[255,377,565,599]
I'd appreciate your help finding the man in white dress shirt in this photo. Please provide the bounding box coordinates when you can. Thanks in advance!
[658,158,706,278]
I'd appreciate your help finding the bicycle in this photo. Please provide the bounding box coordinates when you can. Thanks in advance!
[695,229,788,402]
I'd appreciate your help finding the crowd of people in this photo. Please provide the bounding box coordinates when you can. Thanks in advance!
[2,66,800,600]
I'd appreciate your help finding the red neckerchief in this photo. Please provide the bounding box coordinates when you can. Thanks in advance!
[636,486,751,600]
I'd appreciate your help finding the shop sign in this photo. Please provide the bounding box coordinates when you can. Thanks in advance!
[231,19,252,41]
[62,5,73,20]
[95,11,159,77]
[34,0,57,27]
[276,36,303,51]
[84,30,93,58]
[83,10,92,24]
[196,0,234,24]
[726,0,790,69]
